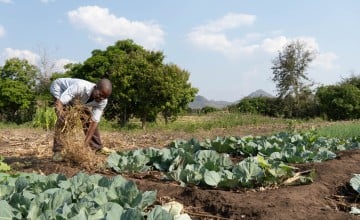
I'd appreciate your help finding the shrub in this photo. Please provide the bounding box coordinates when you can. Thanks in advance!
[316,84,360,120]
[236,97,267,114]
[200,106,218,114]
[32,106,57,130]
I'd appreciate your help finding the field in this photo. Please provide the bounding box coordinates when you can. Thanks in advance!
[1,117,360,220]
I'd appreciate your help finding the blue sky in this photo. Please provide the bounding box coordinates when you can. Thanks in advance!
[0,0,359,102]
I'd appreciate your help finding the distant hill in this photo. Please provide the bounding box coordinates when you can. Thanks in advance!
[246,89,274,98]
[188,90,274,109]
[188,95,233,109]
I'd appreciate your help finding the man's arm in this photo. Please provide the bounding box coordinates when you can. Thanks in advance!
[54,99,65,121]
[84,100,106,147]
[84,120,98,146]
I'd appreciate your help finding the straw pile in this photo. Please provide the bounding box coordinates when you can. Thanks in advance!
[59,103,103,170]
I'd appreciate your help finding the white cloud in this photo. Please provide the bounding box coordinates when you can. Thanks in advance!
[0,25,5,37]
[187,13,338,73]
[53,58,75,72]
[1,48,74,73]
[68,5,165,49]
[187,32,232,52]
[262,36,321,54]
[299,37,319,51]
[261,36,338,71]
[311,52,338,70]
[3,48,40,65]
[308,52,340,86]
[198,12,256,33]
[261,36,289,53]
[187,13,259,57]
[0,0,13,3]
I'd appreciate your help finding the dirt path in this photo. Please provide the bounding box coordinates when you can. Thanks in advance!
[0,127,359,220]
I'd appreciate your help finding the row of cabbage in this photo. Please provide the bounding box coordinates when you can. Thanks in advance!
[0,172,179,220]
[107,131,360,188]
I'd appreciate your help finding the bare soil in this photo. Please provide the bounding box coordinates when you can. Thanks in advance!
[0,126,359,220]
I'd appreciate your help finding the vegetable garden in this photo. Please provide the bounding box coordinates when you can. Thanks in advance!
[1,125,360,219]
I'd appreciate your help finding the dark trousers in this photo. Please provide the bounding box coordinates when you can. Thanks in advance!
[53,105,102,152]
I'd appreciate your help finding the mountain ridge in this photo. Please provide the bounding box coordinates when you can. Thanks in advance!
[246,89,274,98]
[189,89,273,109]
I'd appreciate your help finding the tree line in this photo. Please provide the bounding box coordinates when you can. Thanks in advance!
[232,40,360,120]
[0,39,358,127]
[0,40,198,128]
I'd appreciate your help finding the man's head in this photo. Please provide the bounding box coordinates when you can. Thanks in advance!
[92,78,112,102]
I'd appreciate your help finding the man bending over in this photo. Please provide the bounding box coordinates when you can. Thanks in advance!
[50,78,113,162]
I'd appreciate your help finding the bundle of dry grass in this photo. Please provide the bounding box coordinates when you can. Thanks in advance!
[59,103,104,170]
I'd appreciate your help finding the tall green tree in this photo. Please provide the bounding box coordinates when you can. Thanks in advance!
[271,40,316,117]
[128,49,166,127]
[0,58,39,123]
[67,39,198,127]
[271,40,316,98]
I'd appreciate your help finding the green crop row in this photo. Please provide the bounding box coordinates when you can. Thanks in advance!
[0,172,178,220]
[107,131,359,189]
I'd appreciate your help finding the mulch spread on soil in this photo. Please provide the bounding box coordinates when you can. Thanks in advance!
[1,127,360,220]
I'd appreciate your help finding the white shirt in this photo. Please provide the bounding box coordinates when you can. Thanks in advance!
[50,78,107,122]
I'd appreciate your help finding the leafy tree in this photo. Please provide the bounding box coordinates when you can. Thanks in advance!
[160,64,198,123]
[0,58,38,123]
[67,39,197,127]
[271,40,316,98]
[316,84,360,120]
[271,40,316,117]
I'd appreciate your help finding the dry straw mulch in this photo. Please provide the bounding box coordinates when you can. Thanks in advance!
[59,104,104,170]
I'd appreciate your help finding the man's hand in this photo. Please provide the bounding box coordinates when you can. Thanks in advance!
[84,120,98,147]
